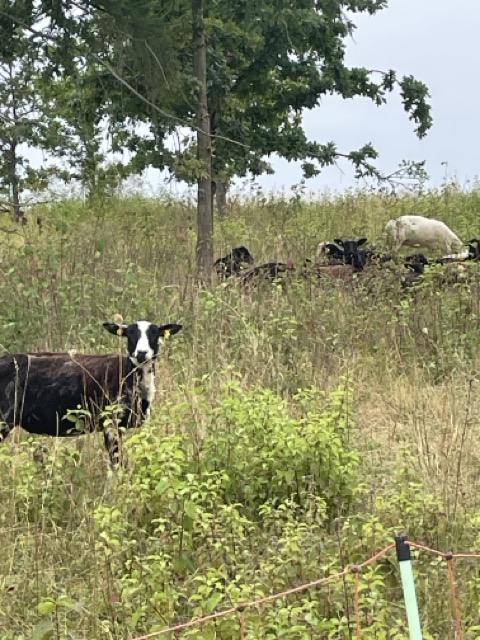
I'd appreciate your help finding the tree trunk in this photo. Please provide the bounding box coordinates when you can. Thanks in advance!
[193,0,213,285]
[9,142,21,223]
[8,62,21,223]
[215,179,228,217]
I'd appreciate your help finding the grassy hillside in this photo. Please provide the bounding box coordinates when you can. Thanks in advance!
[2,184,480,639]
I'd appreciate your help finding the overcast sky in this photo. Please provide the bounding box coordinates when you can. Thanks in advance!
[227,0,480,196]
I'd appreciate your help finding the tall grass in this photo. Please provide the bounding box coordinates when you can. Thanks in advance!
[2,183,480,638]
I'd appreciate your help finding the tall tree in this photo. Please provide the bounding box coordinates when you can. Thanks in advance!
[193,0,213,282]
[0,0,65,220]
[78,1,432,210]
[0,0,432,269]
[204,0,432,197]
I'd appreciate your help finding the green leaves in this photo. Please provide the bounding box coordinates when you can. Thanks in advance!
[35,595,83,640]
[37,600,56,615]
[32,619,54,640]
[400,74,433,138]
[27,0,431,190]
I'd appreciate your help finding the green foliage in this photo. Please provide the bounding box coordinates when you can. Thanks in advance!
[89,380,358,633]
[199,380,358,515]
[0,11,66,215]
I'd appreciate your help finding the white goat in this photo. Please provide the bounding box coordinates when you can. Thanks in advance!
[382,215,463,254]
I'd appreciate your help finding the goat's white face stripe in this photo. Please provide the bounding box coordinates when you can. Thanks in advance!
[133,321,155,362]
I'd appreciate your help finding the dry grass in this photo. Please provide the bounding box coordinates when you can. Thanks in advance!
[355,370,480,511]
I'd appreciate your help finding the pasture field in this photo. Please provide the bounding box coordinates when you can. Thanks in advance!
[2,183,480,638]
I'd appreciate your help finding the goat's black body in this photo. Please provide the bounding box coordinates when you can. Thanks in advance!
[0,353,149,464]
[0,353,144,438]
[0,320,182,465]
[238,261,296,286]
[405,252,429,266]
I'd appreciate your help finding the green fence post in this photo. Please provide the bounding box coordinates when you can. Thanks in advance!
[396,534,423,640]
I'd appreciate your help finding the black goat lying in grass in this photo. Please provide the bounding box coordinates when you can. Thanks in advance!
[306,236,394,283]
[401,255,470,290]
[400,261,428,289]
[237,261,296,287]
[214,246,254,278]
[316,237,394,268]
[405,238,480,269]
[436,238,480,264]
[214,245,296,288]
[302,251,368,281]
[316,238,368,263]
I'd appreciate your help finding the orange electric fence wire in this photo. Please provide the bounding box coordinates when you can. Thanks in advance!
[407,540,480,560]
[408,540,475,640]
[128,540,480,640]
[129,543,396,640]
[352,566,362,639]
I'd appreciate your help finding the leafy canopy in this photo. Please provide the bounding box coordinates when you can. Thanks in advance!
[2,0,432,188]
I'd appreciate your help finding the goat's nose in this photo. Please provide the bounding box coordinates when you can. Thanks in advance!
[136,350,148,363]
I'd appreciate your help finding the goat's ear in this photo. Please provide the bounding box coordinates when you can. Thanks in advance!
[103,322,127,337]
[158,323,183,338]
[333,238,344,246]
[357,237,368,246]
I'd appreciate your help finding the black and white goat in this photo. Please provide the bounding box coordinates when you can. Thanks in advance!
[0,320,182,465]
[401,255,468,290]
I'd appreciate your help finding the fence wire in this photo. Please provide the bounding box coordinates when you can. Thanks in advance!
[128,539,480,640]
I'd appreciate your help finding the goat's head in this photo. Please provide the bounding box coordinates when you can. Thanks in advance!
[352,250,373,270]
[405,252,429,266]
[468,238,480,260]
[232,246,254,264]
[334,237,368,263]
[103,320,183,366]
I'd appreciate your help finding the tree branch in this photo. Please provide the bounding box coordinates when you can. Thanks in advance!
[0,8,250,150]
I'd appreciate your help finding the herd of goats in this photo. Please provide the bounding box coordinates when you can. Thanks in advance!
[213,214,480,291]
[2,215,479,466]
